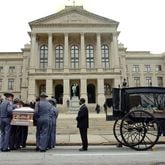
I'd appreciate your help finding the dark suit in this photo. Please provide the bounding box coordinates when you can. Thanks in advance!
[76,104,89,150]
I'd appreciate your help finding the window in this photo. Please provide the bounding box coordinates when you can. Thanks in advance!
[144,65,151,72]
[146,77,152,86]
[104,83,111,95]
[101,44,110,69]
[157,77,163,87]
[40,45,48,69]
[9,66,15,73]
[134,77,140,87]
[0,66,3,73]
[132,65,139,72]
[8,79,14,90]
[156,65,162,71]
[55,45,64,69]
[0,79,2,90]
[70,45,79,69]
[86,45,94,69]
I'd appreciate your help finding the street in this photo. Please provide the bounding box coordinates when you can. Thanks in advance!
[1,145,165,165]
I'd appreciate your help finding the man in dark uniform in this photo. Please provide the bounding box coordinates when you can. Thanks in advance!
[34,92,52,152]
[76,98,89,151]
[0,92,14,152]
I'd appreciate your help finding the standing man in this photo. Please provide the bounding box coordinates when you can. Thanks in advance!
[34,92,52,152]
[76,98,89,151]
[0,92,14,152]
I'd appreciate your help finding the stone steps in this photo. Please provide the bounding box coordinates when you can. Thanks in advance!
[28,113,114,135]
[56,113,114,135]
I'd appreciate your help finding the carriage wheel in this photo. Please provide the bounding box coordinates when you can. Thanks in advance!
[113,119,126,146]
[120,110,159,151]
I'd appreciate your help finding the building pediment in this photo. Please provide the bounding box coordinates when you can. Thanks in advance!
[29,6,119,27]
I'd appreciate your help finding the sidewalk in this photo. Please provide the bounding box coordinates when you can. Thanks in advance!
[27,134,116,146]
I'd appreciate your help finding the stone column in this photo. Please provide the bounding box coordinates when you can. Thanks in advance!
[15,66,21,92]
[112,32,120,71]
[140,65,145,87]
[30,33,36,73]
[46,78,53,98]
[80,79,87,101]
[80,33,86,72]
[63,78,70,107]
[97,78,105,106]
[28,78,36,102]
[3,66,8,91]
[96,33,102,72]
[64,33,69,72]
[48,33,53,72]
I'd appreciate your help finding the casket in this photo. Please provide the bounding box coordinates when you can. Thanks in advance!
[11,107,34,126]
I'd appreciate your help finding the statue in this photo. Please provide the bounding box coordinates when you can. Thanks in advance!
[72,84,77,96]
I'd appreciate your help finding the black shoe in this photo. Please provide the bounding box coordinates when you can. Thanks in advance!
[79,148,87,151]
[35,147,39,151]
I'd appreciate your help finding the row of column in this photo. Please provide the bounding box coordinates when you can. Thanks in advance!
[29,32,120,72]
[28,78,106,106]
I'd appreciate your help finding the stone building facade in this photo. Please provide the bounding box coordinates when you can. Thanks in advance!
[0,6,165,110]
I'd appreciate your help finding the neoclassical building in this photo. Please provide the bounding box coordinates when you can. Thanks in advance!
[0,5,165,110]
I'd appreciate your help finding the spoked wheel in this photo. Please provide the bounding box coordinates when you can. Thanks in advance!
[113,119,126,146]
[120,110,160,151]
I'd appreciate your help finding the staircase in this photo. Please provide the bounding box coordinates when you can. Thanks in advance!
[56,113,114,135]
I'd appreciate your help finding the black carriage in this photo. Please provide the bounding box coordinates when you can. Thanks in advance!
[106,86,165,151]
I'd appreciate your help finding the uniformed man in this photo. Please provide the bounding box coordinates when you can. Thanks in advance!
[0,92,14,152]
[34,92,52,152]
[48,98,59,149]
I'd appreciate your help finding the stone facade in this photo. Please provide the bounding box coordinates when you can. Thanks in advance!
[0,6,164,111]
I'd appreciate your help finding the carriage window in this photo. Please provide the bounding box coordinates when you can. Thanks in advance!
[129,93,165,111]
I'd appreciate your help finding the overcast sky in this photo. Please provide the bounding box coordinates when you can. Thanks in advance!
[0,0,164,53]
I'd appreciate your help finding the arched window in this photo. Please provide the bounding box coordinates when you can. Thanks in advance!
[86,45,94,69]
[39,84,46,95]
[101,44,110,69]
[70,45,79,69]
[104,83,111,95]
[40,45,48,69]
[55,45,64,69]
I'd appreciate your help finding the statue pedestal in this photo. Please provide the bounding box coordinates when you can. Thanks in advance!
[69,96,79,111]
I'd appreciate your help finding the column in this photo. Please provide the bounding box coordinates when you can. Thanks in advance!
[48,33,53,72]
[28,78,36,101]
[97,78,105,106]
[80,79,87,101]
[30,33,36,72]
[64,33,69,72]
[96,33,102,72]
[63,78,70,107]
[80,33,86,72]
[46,78,53,98]
[112,32,120,71]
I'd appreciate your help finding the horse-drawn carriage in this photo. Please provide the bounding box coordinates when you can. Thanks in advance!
[106,87,165,151]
